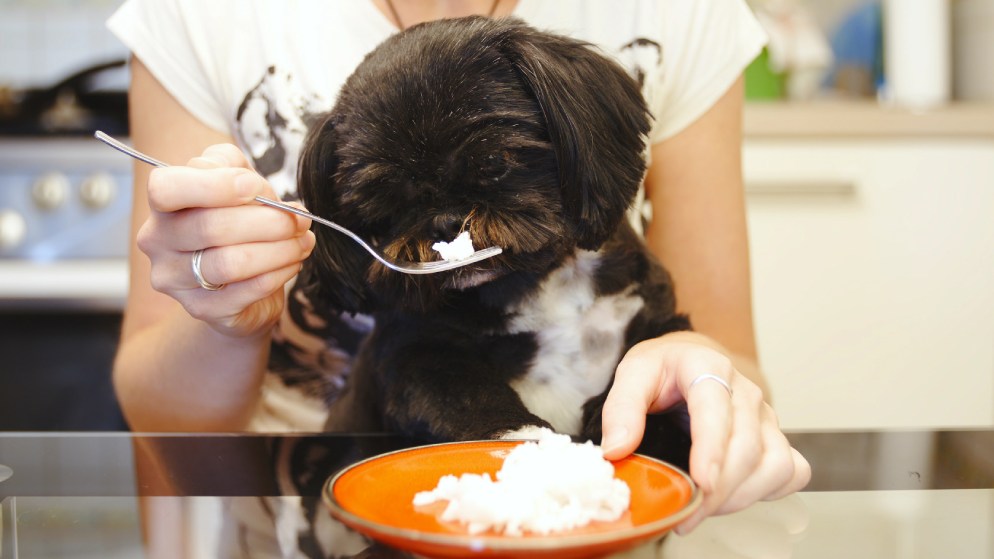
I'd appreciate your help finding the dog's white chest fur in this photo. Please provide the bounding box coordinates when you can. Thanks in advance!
[505,250,644,436]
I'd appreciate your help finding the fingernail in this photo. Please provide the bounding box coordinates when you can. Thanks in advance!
[234,172,259,198]
[299,231,316,252]
[600,427,629,457]
[675,515,700,536]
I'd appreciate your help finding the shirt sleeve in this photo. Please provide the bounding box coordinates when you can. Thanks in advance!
[644,0,768,144]
[107,0,230,134]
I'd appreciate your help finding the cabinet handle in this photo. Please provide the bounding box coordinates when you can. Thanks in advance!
[745,180,857,197]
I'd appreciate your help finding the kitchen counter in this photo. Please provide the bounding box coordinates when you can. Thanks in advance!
[1,429,992,558]
[744,100,994,139]
[0,260,127,310]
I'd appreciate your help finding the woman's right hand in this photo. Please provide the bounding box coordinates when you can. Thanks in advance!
[137,144,315,339]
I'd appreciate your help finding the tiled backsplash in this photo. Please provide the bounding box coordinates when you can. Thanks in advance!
[0,0,128,88]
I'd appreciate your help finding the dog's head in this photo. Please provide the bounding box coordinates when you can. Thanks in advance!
[297,16,650,313]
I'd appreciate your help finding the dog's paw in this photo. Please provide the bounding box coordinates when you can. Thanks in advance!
[497,425,557,441]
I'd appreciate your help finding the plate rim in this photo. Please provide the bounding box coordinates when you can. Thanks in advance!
[322,439,701,552]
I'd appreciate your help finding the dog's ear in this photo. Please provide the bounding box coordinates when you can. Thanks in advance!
[295,113,373,314]
[500,25,650,249]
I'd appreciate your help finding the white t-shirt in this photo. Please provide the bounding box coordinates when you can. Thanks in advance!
[109,0,765,194]
[108,0,766,432]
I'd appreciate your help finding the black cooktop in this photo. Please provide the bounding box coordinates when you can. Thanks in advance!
[0,60,129,137]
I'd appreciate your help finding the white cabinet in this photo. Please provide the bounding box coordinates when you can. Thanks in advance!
[744,138,994,429]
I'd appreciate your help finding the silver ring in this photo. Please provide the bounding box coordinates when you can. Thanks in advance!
[690,373,733,397]
[191,249,225,291]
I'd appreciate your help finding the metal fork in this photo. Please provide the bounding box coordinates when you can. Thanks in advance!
[94,131,502,274]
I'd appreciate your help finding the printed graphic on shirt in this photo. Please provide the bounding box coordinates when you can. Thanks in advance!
[235,66,329,199]
[618,37,663,88]
[269,285,373,406]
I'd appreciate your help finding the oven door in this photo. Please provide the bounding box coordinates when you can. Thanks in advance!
[0,310,126,430]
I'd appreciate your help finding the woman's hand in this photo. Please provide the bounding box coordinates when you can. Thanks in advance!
[137,144,316,338]
[600,331,811,534]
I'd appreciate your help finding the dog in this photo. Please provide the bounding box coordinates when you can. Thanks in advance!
[296,16,692,460]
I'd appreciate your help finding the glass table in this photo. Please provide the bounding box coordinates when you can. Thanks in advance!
[1,429,992,558]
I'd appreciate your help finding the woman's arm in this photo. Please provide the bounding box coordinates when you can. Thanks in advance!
[113,57,314,431]
[601,76,810,533]
[643,75,766,395]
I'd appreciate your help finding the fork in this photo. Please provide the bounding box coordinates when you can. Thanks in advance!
[94,131,502,274]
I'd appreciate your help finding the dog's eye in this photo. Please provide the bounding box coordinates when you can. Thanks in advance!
[400,175,420,200]
[479,151,512,184]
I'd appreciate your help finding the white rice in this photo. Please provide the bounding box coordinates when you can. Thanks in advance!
[412,430,630,536]
[432,230,475,261]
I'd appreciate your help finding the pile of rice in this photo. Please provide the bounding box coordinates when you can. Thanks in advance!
[412,430,630,536]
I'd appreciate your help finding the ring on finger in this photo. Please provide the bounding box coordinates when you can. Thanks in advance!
[690,373,733,397]
[191,248,225,291]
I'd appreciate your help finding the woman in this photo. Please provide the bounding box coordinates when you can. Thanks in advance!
[108,0,809,535]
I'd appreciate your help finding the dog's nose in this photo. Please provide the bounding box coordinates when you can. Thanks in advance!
[431,214,465,240]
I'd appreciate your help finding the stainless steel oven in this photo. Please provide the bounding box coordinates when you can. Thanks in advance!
[0,58,132,430]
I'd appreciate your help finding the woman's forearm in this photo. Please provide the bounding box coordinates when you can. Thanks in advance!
[113,307,271,432]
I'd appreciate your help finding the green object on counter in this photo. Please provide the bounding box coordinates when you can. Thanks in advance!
[745,48,785,100]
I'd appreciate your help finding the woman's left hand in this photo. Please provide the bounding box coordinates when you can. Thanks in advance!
[599,331,811,534]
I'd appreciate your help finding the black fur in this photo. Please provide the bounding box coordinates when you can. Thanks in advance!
[296,17,691,458]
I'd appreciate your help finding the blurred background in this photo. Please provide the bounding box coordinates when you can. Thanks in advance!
[0,0,991,432]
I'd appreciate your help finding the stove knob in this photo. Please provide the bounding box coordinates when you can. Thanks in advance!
[32,172,70,210]
[0,209,27,250]
[80,172,117,209]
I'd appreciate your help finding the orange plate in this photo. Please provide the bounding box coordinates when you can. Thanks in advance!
[323,440,700,559]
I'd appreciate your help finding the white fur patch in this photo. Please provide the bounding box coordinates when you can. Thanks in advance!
[506,250,644,436]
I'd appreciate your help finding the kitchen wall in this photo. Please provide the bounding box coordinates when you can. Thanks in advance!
[0,0,127,89]
[740,1,994,430]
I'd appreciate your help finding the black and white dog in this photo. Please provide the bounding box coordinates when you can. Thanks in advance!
[296,16,692,457]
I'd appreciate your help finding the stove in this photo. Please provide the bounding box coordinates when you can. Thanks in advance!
[0,136,131,429]
[0,138,131,260]
[0,60,132,310]
[0,17,133,430]
[0,137,132,308]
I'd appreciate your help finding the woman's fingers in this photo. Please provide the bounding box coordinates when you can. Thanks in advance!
[601,340,686,460]
[714,407,794,514]
[141,203,310,253]
[148,232,315,294]
[711,379,766,494]
[604,334,812,535]
[677,382,809,534]
[600,365,656,459]
[684,373,734,493]
[761,447,812,503]
[147,167,269,212]
[148,143,276,213]
[676,372,740,534]
[189,232,316,289]
[133,143,313,338]
[193,143,254,170]
[182,260,307,336]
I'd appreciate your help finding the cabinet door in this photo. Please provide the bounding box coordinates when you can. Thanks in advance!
[744,140,994,429]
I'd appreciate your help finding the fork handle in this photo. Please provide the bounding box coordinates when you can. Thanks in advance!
[250,196,378,255]
[94,130,381,255]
